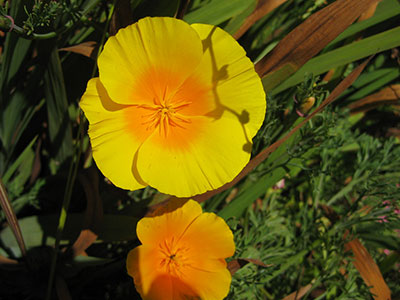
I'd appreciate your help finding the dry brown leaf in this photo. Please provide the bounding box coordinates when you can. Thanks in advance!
[0,255,18,265]
[233,0,288,39]
[71,229,98,257]
[323,1,378,82]
[349,84,400,113]
[345,238,391,300]
[59,41,98,59]
[320,205,391,300]
[358,2,379,22]
[175,0,191,19]
[191,57,372,204]
[109,0,132,36]
[281,284,313,300]
[71,167,103,256]
[254,0,380,78]
[228,258,272,275]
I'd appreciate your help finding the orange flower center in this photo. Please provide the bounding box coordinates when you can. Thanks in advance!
[134,97,192,137]
[158,237,190,277]
[124,69,213,149]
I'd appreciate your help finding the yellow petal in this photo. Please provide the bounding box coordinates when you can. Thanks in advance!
[98,17,204,106]
[79,78,148,190]
[176,212,234,299]
[181,212,235,260]
[136,114,251,197]
[136,200,202,246]
[190,23,266,139]
[147,275,201,300]
[127,245,204,300]
[127,245,174,300]
[182,267,232,300]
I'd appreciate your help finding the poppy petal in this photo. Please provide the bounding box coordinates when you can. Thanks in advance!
[136,200,202,246]
[136,114,251,197]
[127,245,170,299]
[189,23,266,138]
[98,17,204,106]
[80,78,148,189]
[182,212,235,262]
[182,267,232,300]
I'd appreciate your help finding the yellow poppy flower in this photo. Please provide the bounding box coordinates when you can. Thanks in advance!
[80,17,266,197]
[126,199,235,300]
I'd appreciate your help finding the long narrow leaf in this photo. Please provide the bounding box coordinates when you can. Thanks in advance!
[0,179,26,256]
[345,238,391,299]
[255,0,379,91]
[273,26,400,94]
[349,84,400,113]
[184,0,254,25]
[325,0,400,50]
[43,48,73,165]
[2,136,37,185]
[233,0,288,39]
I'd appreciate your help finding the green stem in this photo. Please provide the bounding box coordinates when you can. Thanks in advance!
[314,151,329,208]
[0,3,97,40]
[91,0,116,77]
[45,113,84,300]
[326,173,369,206]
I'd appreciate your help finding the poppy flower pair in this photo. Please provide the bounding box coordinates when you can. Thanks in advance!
[80,17,266,300]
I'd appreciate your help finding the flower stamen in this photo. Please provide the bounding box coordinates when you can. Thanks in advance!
[134,96,192,136]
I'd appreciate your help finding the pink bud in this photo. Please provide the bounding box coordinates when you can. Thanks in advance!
[273,178,285,190]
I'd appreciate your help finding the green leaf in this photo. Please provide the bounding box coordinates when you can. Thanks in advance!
[272,26,400,94]
[0,214,138,257]
[43,47,74,165]
[184,0,254,25]
[344,68,400,101]
[0,0,33,90]
[222,0,257,34]
[325,0,400,51]
[2,136,37,185]
[0,90,28,154]
[264,249,308,282]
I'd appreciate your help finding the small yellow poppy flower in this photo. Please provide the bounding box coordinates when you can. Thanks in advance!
[126,199,235,300]
[80,17,266,197]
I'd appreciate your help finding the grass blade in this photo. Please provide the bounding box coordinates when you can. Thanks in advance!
[43,48,74,165]
[2,136,37,185]
[0,178,26,256]
[255,0,380,90]
[349,84,400,113]
[184,0,254,25]
[233,0,287,39]
[325,0,400,51]
[273,26,400,94]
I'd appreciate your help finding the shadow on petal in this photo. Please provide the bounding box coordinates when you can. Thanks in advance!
[145,274,201,300]
[95,79,129,112]
[201,27,254,149]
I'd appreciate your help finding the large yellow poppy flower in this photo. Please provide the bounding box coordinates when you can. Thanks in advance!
[80,17,266,197]
[126,199,235,300]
